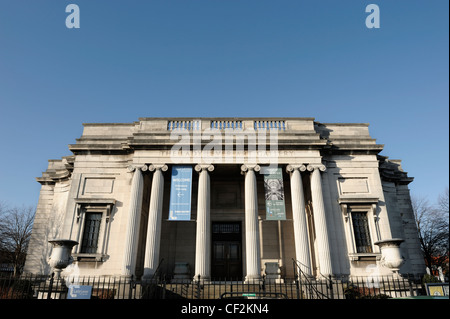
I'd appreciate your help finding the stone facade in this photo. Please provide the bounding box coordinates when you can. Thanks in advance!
[24,118,425,279]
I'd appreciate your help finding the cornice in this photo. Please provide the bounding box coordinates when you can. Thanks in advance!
[378,155,414,185]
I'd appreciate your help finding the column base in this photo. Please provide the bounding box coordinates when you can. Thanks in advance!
[192,275,211,284]
[141,274,157,282]
[265,277,284,284]
[244,275,262,284]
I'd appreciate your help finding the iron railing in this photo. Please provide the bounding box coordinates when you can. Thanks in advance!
[1,271,426,300]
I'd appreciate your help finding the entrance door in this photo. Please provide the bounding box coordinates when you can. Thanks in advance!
[211,222,242,280]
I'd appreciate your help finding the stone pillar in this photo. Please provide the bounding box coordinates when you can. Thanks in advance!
[241,164,261,282]
[122,165,146,277]
[143,164,168,279]
[286,164,313,277]
[308,164,333,277]
[193,164,214,282]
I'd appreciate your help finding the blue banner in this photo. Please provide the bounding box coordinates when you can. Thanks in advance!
[169,165,193,221]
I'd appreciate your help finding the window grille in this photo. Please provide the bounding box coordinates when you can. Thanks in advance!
[351,212,373,253]
[213,223,240,234]
[80,213,102,254]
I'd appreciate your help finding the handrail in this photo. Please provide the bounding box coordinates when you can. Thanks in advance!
[150,258,164,281]
[292,258,329,299]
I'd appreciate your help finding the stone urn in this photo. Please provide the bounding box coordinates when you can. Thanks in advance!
[375,238,405,274]
[48,239,78,279]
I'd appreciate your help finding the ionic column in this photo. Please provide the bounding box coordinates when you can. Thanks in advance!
[143,164,168,279]
[308,164,333,277]
[241,164,261,282]
[122,165,147,277]
[286,164,313,277]
[194,164,214,282]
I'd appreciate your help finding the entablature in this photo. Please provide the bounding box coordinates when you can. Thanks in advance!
[67,117,384,156]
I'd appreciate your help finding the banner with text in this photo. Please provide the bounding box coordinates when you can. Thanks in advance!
[263,167,286,220]
[169,165,193,221]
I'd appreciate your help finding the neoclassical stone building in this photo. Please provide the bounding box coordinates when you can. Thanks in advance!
[24,118,425,280]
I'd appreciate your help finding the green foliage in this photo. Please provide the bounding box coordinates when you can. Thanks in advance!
[422,273,441,284]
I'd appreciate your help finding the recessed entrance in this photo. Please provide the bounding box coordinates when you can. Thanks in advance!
[211,222,243,280]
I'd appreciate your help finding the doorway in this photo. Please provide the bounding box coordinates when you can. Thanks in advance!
[211,222,243,280]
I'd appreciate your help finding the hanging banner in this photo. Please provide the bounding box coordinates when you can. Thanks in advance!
[169,165,193,221]
[263,167,286,220]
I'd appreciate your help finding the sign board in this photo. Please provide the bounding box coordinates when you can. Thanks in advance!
[169,165,193,221]
[262,167,286,220]
[426,283,449,297]
[68,285,92,299]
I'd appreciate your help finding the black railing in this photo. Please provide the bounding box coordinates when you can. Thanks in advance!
[1,271,427,300]
[292,259,331,299]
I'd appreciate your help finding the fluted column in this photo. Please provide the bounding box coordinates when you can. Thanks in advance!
[286,164,313,277]
[241,164,261,282]
[143,164,168,279]
[194,164,214,282]
[122,165,147,277]
[308,164,333,277]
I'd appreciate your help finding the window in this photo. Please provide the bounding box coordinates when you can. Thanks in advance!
[351,212,373,253]
[338,198,380,260]
[80,213,102,253]
[73,199,115,261]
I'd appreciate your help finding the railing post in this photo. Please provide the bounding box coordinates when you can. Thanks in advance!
[328,275,334,299]
[293,259,301,299]
[161,277,166,299]
[129,275,133,299]
[408,274,414,297]
[196,274,201,299]
[47,273,54,300]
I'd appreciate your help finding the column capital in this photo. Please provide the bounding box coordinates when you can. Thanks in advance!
[195,164,214,173]
[306,164,326,172]
[149,164,168,172]
[286,164,307,173]
[127,165,148,172]
[240,164,260,174]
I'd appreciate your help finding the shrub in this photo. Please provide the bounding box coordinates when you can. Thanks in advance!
[422,274,441,284]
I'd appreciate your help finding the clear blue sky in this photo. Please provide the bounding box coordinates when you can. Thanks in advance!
[0,0,448,208]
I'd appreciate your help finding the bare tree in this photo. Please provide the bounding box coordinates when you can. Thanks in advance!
[438,187,449,215]
[413,193,449,278]
[0,205,35,276]
[437,187,449,277]
[0,201,9,255]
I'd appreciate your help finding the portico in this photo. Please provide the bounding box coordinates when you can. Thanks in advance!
[124,160,331,282]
